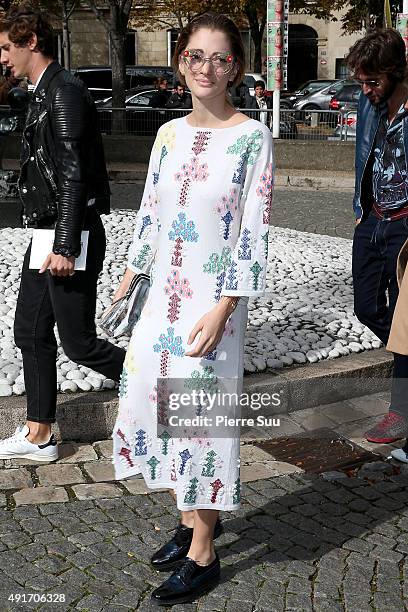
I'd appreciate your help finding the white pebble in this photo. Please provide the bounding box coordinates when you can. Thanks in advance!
[61,380,78,393]
[103,379,116,390]
[0,384,12,396]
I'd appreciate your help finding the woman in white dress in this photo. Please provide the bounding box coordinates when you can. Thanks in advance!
[111,12,273,605]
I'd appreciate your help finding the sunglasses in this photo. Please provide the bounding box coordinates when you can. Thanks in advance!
[354,78,381,88]
[181,49,235,75]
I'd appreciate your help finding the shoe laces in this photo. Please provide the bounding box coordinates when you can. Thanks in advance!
[176,557,197,584]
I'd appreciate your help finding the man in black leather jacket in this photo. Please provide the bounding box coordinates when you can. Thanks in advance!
[0,4,125,461]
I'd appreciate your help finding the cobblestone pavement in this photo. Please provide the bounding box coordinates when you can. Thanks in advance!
[0,392,407,611]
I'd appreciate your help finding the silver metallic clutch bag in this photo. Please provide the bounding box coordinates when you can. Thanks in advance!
[99,273,150,338]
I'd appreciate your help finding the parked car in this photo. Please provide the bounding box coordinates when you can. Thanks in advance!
[282,79,338,107]
[96,88,176,135]
[329,82,360,111]
[292,79,355,113]
[74,65,174,101]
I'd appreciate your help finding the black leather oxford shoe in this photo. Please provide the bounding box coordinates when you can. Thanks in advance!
[150,518,223,571]
[151,553,221,606]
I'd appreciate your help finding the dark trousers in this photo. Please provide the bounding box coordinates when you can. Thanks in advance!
[352,211,408,414]
[14,209,125,423]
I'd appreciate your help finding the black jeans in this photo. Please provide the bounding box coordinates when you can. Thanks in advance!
[352,211,408,415]
[14,209,125,423]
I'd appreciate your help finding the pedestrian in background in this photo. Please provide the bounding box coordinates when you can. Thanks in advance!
[0,3,125,462]
[110,12,273,605]
[165,81,192,109]
[247,79,272,125]
[150,75,171,108]
[347,29,408,445]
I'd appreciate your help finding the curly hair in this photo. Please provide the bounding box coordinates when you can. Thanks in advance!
[0,2,54,58]
[346,28,407,83]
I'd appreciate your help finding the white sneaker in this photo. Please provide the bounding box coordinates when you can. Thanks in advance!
[391,447,408,463]
[0,425,58,462]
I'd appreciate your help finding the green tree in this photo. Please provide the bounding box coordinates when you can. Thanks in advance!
[291,0,403,33]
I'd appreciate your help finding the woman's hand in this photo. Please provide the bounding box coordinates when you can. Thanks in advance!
[111,268,136,303]
[185,297,239,358]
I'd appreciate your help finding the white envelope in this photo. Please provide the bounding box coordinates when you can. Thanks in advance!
[29,229,89,271]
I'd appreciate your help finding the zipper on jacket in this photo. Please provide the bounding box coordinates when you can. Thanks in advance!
[359,112,381,208]
[37,145,58,194]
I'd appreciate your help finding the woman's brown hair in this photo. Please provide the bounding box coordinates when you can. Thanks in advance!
[0,2,54,58]
[172,13,245,89]
[347,28,407,83]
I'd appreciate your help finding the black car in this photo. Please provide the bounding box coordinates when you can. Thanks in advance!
[329,82,360,112]
[74,65,174,101]
[96,88,178,135]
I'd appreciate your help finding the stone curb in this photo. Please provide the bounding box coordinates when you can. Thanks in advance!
[4,158,355,189]
[0,348,392,442]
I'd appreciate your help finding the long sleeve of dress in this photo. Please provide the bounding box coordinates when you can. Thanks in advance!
[127,136,162,274]
[220,128,274,297]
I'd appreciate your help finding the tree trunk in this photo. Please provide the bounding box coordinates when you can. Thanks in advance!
[110,3,127,135]
[245,6,266,74]
[62,21,71,71]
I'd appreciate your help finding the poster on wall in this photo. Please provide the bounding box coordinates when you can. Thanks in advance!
[267,0,289,90]
[396,13,408,54]
[266,55,287,91]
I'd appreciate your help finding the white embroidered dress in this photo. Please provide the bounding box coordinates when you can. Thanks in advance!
[112,116,273,511]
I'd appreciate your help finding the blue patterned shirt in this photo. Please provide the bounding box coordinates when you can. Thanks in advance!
[372,102,408,212]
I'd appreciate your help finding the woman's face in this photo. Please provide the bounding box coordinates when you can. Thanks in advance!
[179,28,237,103]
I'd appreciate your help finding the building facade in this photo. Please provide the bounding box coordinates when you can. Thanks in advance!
[60,8,362,90]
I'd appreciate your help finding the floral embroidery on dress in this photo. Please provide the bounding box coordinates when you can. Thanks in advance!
[203,247,232,301]
[132,244,151,270]
[192,131,212,155]
[227,129,264,184]
[168,213,199,267]
[153,327,185,376]
[184,366,218,393]
[153,122,176,153]
[164,270,193,323]
[214,187,240,240]
[138,215,152,239]
[250,261,263,291]
[201,450,223,477]
[238,228,252,260]
[183,477,204,505]
[256,162,273,224]
[207,478,224,504]
[175,157,209,207]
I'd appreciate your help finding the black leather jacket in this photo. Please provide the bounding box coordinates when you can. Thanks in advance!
[19,61,110,257]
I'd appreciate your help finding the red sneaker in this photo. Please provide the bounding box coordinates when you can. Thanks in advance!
[364,411,408,443]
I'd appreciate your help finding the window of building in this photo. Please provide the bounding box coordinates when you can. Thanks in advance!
[126,30,137,65]
[167,29,179,66]
[335,58,350,79]
[53,31,63,65]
